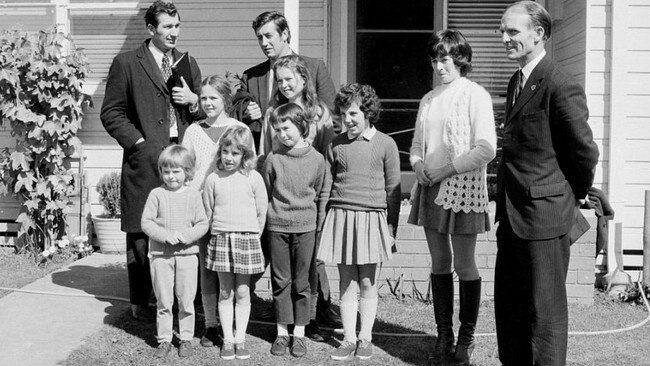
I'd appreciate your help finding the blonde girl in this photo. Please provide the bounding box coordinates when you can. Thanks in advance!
[202,126,268,360]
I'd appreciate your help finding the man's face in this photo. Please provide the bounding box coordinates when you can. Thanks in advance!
[148,13,180,53]
[500,8,543,66]
[255,22,289,60]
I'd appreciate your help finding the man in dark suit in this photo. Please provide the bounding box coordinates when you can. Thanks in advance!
[495,2,599,365]
[239,11,340,341]
[101,0,202,322]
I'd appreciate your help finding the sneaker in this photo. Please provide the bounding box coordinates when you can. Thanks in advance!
[355,339,373,360]
[305,320,325,342]
[200,326,220,347]
[270,335,290,356]
[220,342,235,360]
[290,336,308,358]
[235,342,251,359]
[330,340,356,361]
[154,341,173,358]
[178,340,193,357]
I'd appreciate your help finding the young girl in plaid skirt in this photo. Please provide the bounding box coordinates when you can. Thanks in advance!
[202,126,268,360]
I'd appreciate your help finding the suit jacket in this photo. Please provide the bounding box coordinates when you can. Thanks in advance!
[241,54,336,116]
[100,40,202,232]
[495,55,599,241]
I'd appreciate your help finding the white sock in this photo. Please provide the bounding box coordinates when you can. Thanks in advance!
[339,296,359,343]
[234,301,250,343]
[277,323,289,337]
[358,297,378,342]
[202,293,218,328]
[293,325,305,338]
[218,300,234,343]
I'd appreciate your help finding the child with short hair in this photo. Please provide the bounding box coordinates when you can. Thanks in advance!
[317,83,401,361]
[262,103,329,358]
[141,144,209,359]
[202,126,268,360]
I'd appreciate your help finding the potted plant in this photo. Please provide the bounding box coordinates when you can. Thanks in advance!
[92,171,125,253]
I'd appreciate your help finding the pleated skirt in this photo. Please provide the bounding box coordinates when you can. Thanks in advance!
[317,208,394,265]
[408,182,490,235]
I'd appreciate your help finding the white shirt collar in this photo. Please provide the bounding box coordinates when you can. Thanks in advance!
[148,40,173,71]
[520,49,546,82]
[347,126,377,141]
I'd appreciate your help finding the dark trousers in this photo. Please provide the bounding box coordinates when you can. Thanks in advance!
[494,219,570,366]
[126,232,153,307]
[310,258,331,319]
[268,230,315,326]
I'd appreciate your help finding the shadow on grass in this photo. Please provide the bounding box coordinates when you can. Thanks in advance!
[50,262,158,348]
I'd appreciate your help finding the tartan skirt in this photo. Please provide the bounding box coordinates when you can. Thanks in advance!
[205,232,265,274]
[316,208,394,265]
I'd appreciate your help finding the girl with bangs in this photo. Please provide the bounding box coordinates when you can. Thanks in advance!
[202,126,268,360]
[408,29,496,366]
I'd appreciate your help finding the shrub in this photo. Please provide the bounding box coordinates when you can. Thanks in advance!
[0,28,89,255]
[96,171,121,218]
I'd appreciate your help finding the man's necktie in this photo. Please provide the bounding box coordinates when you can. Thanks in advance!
[162,54,177,137]
[512,69,523,106]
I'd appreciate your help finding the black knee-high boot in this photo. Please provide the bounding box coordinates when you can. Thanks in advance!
[430,273,455,365]
[449,278,481,366]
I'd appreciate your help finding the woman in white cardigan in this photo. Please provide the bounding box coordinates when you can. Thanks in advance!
[408,30,496,366]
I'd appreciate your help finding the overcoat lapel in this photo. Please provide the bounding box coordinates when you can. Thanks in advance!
[506,56,552,124]
[136,40,169,96]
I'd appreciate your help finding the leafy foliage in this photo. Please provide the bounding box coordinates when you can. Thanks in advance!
[96,171,121,218]
[0,28,89,254]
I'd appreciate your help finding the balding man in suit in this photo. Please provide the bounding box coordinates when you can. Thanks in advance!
[495,2,599,365]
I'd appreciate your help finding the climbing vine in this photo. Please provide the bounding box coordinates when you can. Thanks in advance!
[0,28,89,255]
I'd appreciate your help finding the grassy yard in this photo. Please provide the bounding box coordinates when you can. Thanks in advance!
[0,249,75,299]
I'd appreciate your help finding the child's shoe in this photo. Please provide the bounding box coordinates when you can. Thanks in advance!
[330,340,356,360]
[270,335,290,356]
[220,342,235,360]
[355,339,373,360]
[154,341,173,358]
[178,340,193,357]
[290,336,307,357]
[235,342,251,359]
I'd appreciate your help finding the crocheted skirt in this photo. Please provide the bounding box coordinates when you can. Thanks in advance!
[408,182,490,235]
[317,208,394,265]
[205,232,265,274]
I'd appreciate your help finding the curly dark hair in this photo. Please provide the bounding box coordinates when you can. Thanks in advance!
[144,0,179,28]
[334,83,381,126]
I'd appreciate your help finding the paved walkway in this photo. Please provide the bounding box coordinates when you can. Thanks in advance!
[0,253,129,366]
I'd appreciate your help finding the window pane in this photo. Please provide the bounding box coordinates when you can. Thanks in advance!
[356,33,432,100]
[357,0,433,30]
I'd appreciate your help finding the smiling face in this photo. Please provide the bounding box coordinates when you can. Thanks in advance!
[148,13,180,53]
[340,101,370,139]
[256,21,290,60]
[220,145,243,172]
[273,119,304,148]
[276,66,305,103]
[500,7,545,67]
[200,84,226,119]
[432,56,462,84]
[161,166,186,191]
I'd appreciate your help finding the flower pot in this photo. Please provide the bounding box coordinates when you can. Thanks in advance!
[92,215,125,254]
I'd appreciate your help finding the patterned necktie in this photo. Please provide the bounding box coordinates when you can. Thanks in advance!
[162,54,177,138]
[512,69,523,106]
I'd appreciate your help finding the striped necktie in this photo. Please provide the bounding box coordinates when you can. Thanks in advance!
[512,69,524,106]
[162,54,178,138]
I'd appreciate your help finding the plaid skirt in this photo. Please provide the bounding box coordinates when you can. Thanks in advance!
[205,232,265,274]
[316,208,394,265]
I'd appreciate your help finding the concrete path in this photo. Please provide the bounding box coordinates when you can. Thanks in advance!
[0,253,129,366]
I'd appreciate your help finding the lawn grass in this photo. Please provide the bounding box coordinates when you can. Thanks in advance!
[0,249,75,299]
[62,291,650,366]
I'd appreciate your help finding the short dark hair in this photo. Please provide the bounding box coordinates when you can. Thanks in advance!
[269,103,310,138]
[507,1,552,40]
[335,83,381,126]
[252,11,291,43]
[427,29,472,77]
[144,0,179,28]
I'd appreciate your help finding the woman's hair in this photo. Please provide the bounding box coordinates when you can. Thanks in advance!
[269,103,310,138]
[200,74,234,114]
[427,29,473,76]
[506,1,552,40]
[271,55,322,122]
[214,125,256,173]
[334,83,381,126]
[158,144,195,182]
